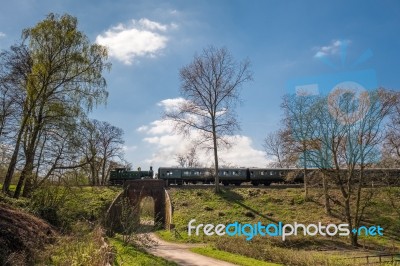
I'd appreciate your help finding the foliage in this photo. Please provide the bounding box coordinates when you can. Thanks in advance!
[28,184,121,231]
[0,13,126,199]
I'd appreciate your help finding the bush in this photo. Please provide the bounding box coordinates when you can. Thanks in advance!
[29,184,121,231]
[29,184,70,228]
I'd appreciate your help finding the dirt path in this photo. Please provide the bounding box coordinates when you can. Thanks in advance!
[143,233,236,266]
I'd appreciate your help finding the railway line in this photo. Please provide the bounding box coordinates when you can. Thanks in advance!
[166,183,303,189]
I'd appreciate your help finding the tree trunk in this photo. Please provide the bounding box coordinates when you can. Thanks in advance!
[2,138,22,194]
[302,144,309,200]
[2,115,29,194]
[344,197,358,246]
[14,158,34,198]
[212,120,220,193]
[90,162,97,186]
[351,231,358,247]
[101,152,107,186]
[322,172,331,215]
[303,166,308,200]
[16,109,44,198]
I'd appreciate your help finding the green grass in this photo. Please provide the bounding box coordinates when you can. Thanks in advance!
[37,224,112,265]
[110,237,177,266]
[0,184,16,191]
[191,246,282,266]
[160,187,400,266]
[29,185,122,231]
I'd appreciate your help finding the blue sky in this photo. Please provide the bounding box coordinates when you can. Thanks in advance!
[1,1,399,169]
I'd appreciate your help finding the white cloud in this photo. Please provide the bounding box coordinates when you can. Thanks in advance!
[138,98,268,167]
[96,18,176,65]
[313,40,350,58]
[137,125,149,132]
[0,32,5,38]
[157,97,188,112]
[122,145,137,152]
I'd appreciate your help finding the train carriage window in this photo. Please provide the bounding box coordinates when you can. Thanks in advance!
[223,171,229,175]
[204,171,210,176]
[183,171,190,176]
[270,171,274,175]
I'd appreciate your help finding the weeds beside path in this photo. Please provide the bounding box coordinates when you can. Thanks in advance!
[144,233,237,266]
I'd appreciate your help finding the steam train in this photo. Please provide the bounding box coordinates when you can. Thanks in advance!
[109,166,302,186]
[109,166,400,186]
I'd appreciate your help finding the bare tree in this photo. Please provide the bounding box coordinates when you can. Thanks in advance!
[281,93,318,199]
[165,46,252,193]
[175,146,200,167]
[98,121,124,185]
[77,119,124,186]
[283,88,395,246]
[263,129,294,168]
[382,91,400,167]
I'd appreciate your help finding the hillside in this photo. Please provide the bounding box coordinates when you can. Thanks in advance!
[160,187,400,265]
[0,186,178,265]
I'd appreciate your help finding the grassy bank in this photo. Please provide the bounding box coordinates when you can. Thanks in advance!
[159,187,400,265]
[191,246,282,266]
[110,237,177,266]
[0,185,178,265]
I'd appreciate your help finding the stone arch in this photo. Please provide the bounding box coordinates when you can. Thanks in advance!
[105,179,172,234]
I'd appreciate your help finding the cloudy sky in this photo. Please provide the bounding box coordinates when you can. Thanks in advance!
[0,1,399,169]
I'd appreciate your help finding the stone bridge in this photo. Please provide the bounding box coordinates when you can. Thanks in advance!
[105,179,172,234]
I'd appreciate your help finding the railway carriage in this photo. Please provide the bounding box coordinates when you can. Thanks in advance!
[218,168,249,186]
[248,168,297,186]
[158,167,214,185]
[158,167,184,185]
[181,168,213,184]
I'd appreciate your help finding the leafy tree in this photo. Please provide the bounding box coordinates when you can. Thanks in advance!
[0,13,110,197]
[165,46,252,193]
